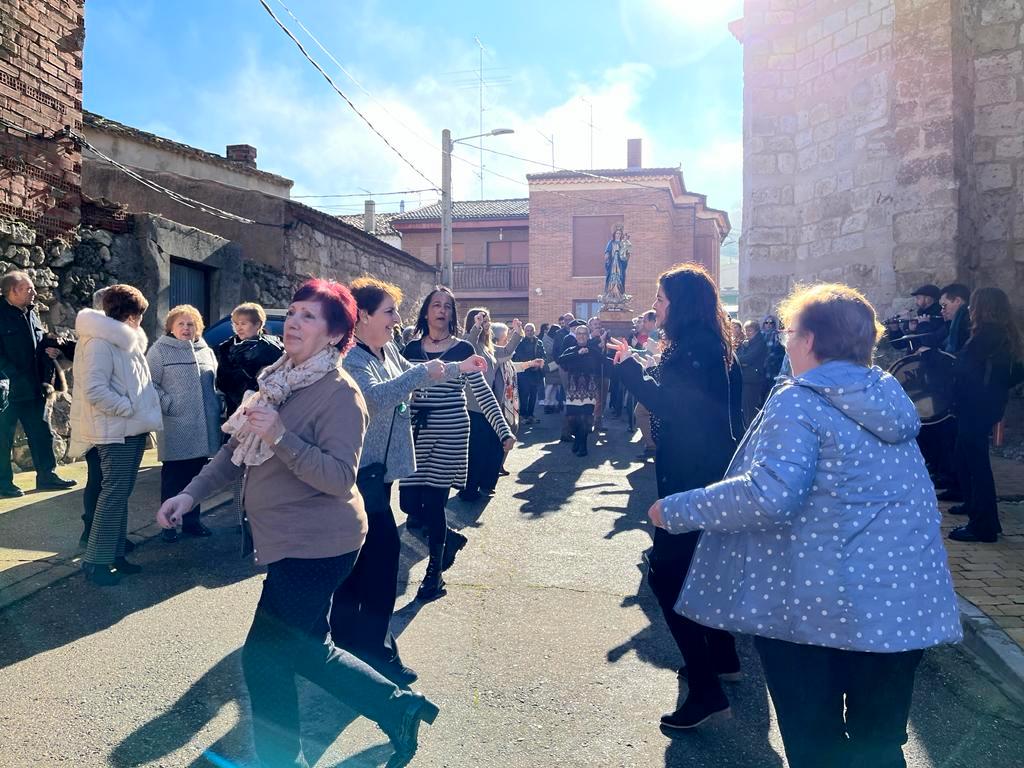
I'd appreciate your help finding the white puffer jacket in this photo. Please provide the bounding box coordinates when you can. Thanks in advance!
[68,309,163,457]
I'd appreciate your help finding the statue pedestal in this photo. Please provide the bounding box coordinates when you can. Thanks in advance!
[599,305,635,338]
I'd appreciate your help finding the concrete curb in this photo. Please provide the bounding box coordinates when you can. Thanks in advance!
[0,491,233,611]
[958,595,1024,707]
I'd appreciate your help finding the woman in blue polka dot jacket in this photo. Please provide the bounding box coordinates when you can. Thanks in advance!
[649,283,961,768]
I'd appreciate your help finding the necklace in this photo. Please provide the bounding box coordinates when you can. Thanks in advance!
[427,333,451,344]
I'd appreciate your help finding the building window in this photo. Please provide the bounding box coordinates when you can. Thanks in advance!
[170,259,210,324]
[572,215,623,276]
[487,240,528,266]
[433,243,465,265]
[573,300,602,321]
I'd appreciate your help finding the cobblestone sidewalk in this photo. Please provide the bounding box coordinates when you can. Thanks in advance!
[939,455,1024,650]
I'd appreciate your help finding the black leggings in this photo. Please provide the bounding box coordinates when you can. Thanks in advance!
[464,411,503,494]
[399,484,450,546]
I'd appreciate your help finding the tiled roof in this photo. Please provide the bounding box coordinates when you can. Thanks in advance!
[394,198,529,222]
[337,211,402,237]
[82,111,294,187]
[527,167,683,182]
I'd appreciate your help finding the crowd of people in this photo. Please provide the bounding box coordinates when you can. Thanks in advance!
[1,262,1022,767]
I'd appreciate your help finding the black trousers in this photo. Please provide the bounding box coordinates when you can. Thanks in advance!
[647,528,737,701]
[399,484,449,549]
[242,552,414,767]
[566,404,593,452]
[0,397,56,485]
[955,418,1000,537]
[330,483,403,671]
[82,447,102,528]
[160,457,209,528]
[517,372,539,418]
[918,418,958,487]
[464,411,502,494]
[755,636,923,768]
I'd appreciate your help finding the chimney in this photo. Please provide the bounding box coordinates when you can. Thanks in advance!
[364,199,376,234]
[399,199,406,213]
[627,138,642,169]
[226,144,258,168]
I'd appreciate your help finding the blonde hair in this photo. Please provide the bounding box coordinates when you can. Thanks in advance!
[231,302,267,329]
[350,276,403,313]
[777,283,885,366]
[164,304,205,336]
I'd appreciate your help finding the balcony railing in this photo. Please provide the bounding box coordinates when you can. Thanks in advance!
[453,263,529,292]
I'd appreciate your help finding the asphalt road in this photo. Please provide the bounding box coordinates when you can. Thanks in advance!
[1,413,1022,767]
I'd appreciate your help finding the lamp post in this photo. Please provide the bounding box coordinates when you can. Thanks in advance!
[440,127,514,288]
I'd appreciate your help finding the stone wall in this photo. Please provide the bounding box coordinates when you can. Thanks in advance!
[739,0,1024,323]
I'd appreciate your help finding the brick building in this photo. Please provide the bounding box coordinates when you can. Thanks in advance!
[735,0,1024,323]
[0,0,84,237]
[392,141,730,324]
[392,199,530,320]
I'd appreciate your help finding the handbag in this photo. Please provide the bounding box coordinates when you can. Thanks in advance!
[356,406,397,515]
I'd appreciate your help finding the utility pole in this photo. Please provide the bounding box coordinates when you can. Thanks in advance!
[441,128,453,288]
[475,36,486,198]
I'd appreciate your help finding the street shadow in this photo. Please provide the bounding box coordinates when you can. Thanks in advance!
[0,500,252,672]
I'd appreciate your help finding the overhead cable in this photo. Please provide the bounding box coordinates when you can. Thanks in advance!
[258,0,439,190]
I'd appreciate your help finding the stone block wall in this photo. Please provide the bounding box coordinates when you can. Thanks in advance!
[0,0,84,237]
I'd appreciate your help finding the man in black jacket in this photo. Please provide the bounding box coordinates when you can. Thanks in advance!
[512,323,545,424]
[0,272,76,497]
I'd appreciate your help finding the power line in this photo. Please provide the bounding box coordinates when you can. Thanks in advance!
[258,0,438,190]
[292,188,435,199]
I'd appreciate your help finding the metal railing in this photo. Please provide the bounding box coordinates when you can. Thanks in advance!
[453,263,529,291]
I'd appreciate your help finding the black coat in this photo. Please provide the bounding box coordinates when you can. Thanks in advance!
[954,322,1016,428]
[513,335,545,383]
[617,329,743,498]
[0,299,45,403]
[215,333,285,415]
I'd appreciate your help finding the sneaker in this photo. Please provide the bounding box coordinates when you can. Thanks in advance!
[660,694,732,732]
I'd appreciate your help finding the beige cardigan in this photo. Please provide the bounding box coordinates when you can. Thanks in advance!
[68,309,163,457]
[183,365,369,565]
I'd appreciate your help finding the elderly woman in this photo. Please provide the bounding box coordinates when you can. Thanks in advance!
[216,302,284,418]
[157,280,437,768]
[459,308,522,501]
[648,283,961,767]
[70,285,162,585]
[331,277,486,686]
[401,288,513,601]
[558,324,605,457]
[146,304,222,541]
[737,318,768,426]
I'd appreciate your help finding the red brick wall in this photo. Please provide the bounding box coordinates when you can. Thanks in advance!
[0,0,84,237]
[528,186,703,323]
[400,225,529,267]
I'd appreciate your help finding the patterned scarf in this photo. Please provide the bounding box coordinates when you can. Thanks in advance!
[222,344,341,467]
[647,342,680,447]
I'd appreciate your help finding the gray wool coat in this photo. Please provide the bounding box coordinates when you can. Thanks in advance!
[146,334,222,461]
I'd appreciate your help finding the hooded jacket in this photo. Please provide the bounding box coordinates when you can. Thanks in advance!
[68,309,163,456]
[660,360,962,653]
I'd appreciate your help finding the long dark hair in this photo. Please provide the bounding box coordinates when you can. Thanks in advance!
[970,286,1023,360]
[414,286,462,339]
[658,262,734,362]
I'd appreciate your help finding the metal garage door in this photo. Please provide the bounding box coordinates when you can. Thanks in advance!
[169,259,210,323]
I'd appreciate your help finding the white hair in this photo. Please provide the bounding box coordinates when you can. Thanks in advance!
[491,322,509,342]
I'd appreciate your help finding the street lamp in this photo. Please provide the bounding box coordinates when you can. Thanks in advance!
[440,127,515,288]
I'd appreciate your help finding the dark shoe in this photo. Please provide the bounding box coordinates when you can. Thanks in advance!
[385,692,440,768]
[417,538,447,602]
[0,483,24,498]
[35,473,76,491]
[161,528,180,543]
[114,557,142,575]
[182,522,213,537]
[82,562,121,586]
[123,538,136,553]
[442,529,468,572]
[498,467,510,476]
[416,578,447,602]
[947,504,970,516]
[381,662,419,687]
[559,435,573,443]
[948,525,997,543]
[457,489,482,502]
[660,693,732,732]
[936,488,963,502]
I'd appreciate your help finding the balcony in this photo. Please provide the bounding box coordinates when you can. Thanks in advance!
[453,263,529,293]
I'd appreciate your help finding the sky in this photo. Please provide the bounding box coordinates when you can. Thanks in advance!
[83,0,744,287]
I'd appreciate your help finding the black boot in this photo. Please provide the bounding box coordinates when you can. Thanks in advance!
[660,688,731,732]
[442,528,467,572]
[82,562,121,586]
[385,692,440,768]
[417,533,447,602]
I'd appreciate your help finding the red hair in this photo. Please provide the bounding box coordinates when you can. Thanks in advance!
[291,279,357,352]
